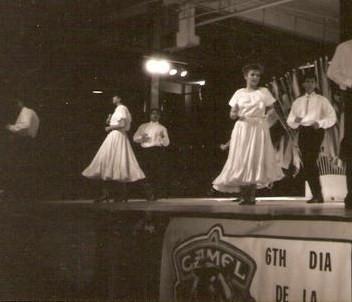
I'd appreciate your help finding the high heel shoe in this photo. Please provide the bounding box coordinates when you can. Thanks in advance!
[238,186,256,205]
[207,188,218,197]
[113,196,128,203]
[113,184,129,203]
[238,198,256,205]
[94,194,110,204]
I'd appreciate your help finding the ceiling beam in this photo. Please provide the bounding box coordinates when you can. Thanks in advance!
[278,5,339,24]
[195,0,295,27]
[102,0,159,24]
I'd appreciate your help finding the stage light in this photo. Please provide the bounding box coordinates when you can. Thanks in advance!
[196,80,206,86]
[92,90,103,94]
[180,70,188,77]
[169,68,178,76]
[146,59,158,73]
[159,60,171,74]
[145,58,171,75]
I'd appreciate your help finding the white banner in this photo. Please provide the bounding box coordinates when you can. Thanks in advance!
[160,218,352,302]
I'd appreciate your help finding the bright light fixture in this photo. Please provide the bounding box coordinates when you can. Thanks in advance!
[180,70,188,77]
[145,59,158,73]
[145,58,171,75]
[92,90,103,94]
[169,68,178,76]
[158,60,171,74]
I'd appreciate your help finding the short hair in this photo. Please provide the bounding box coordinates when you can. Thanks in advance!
[242,64,264,76]
[11,96,26,106]
[302,73,317,82]
[150,108,161,115]
[111,90,128,99]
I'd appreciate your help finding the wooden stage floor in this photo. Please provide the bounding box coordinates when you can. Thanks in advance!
[45,197,352,221]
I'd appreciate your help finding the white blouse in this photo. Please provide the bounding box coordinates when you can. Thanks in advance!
[287,92,337,129]
[133,121,170,148]
[228,87,276,118]
[110,105,132,131]
[8,107,40,138]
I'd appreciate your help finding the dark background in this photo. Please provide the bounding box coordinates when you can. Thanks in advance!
[0,1,346,301]
[0,1,335,200]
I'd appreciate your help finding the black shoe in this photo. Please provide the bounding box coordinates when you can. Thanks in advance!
[207,188,218,197]
[94,194,110,204]
[238,199,256,206]
[344,198,352,209]
[112,198,120,203]
[306,196,323,204]
[147,194,157,202]
[231,197,244,203]
[142,181,156,201]
[113,197,128,203]
[345,203,352,209]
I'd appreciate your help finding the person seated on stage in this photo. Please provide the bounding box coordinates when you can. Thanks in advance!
[133,108,170,199]
[4,97,40,202]
[327,39,352,209]
[287,74,337,204]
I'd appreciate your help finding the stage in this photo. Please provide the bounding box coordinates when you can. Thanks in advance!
[42,197,352,301]
[1,197,352,302]
[45,197,351,221]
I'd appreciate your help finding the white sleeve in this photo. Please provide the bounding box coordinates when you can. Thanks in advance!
[228,90,240,107]
[262,88,276,107]
[161,127,170,147]
[287,101,300,129]
[115,106,128,121]
[317,97,337,129]
[8,110,31,134]
[133,124,145,143]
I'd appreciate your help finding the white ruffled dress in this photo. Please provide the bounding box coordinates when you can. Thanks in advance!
[82,104,146,182]
[213,87,284,193]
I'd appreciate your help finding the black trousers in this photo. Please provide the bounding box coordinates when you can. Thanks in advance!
[3,135,37,201]
[139,147,167,197]
[342,90,352,204]
[298,126,324,198]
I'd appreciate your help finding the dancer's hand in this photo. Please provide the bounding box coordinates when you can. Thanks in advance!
[105,126,111,132]
[313,122,320,129]
[106,114,112,125]
[220,144,228,151]
[294,117,302,123]
[229,105,239,120]
[141,133,150,142]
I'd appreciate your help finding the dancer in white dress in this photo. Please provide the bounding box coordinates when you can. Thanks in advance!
[212,64,284,205]
[83,95,153,202]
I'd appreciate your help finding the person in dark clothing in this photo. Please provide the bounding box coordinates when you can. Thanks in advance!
[3,98,40,202]
[287,75,337,203]
[327,39,352,208]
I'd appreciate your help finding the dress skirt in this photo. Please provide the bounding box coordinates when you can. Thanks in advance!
[213,118,284,193]
[82,130,145,182]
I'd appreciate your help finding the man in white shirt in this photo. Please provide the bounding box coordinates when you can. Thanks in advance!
[4,98,40,202]
[327,39,352,209]
[134,108,170,198]
[287,74,337,203]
